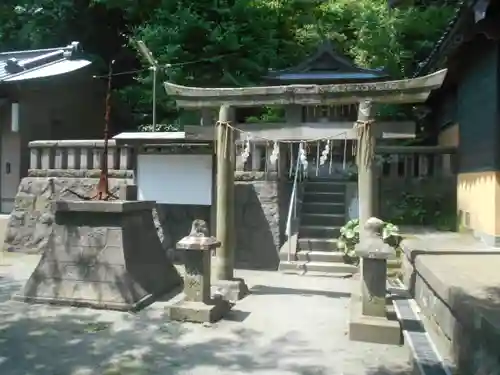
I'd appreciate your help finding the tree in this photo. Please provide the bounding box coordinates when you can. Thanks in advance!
[0,0,455,129]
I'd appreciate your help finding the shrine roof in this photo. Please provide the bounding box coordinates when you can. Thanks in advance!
[263,40,389,84]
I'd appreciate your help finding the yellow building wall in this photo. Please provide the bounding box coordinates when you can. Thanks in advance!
[457,172,500,237]
[439,124,499,240]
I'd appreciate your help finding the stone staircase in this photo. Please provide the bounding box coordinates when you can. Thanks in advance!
[279,178,358,275]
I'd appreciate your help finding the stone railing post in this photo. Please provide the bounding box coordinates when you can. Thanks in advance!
[349,217,401,345]
[166,219,231,323]
[108,144,117,170]
[40,142,56,170]
[54,146,67,169]
[80,145,90,170]
[92,141,102,169]
[251,143,262,171]
[30,147,41,170]
[119,147,131,170]
[66,147,78,169]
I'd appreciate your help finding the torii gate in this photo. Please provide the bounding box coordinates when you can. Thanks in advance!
[164,69,447,288]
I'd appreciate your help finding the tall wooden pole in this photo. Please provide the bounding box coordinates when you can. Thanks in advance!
[215,105,234,280]
[356,100,375,233]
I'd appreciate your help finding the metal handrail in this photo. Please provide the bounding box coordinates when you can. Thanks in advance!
[285,143,304,262]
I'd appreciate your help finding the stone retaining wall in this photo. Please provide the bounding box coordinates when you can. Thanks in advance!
[234,172,288,270]
[3,171,133,254]
[401,233,500,375]
[3,170,286,271]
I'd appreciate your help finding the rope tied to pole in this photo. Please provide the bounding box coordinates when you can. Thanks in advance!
[354,119,375,169]
[215,120,232,159]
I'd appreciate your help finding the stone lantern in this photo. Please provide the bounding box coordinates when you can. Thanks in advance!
[349,217,401,345]
[166,219,231,323]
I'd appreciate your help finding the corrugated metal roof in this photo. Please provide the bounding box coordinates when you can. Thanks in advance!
[0,42,92,82]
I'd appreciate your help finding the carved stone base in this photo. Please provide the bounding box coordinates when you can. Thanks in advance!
[349,292,402,345]
[13,200,182,311]
[166,297,231,323]
[212,278,249,302]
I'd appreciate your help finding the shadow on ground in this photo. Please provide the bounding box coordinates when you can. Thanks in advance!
[0,272,413,375]
[0,307,315,374]
[250,284,351,299]
[0,275,324,375]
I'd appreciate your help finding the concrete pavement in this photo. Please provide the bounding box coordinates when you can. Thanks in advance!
[0,253,412,375]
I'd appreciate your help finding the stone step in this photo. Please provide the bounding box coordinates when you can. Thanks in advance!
[303,191,344,204]
[298,238,339,251]
[307,177,349,182]
[299,225,340,238]
[278,249,345,262]
[305,181,346,193]
[301,213,345,226]
[297,250,346,262]
[302,202,344,215]
[279,260,358,275]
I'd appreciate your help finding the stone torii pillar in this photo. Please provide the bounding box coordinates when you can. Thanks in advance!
[213,105,248,301]
[354,100,377,282]
[355,99,376,231]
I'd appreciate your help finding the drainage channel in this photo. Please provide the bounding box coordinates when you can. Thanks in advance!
[387,279,453,375]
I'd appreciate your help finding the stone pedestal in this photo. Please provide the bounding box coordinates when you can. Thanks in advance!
[166,220,231,323]
[361,257,387,317]
[349,217,401,345]
[13,200,182,311]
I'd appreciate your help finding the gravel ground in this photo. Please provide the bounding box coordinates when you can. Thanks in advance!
[0,253,412,375]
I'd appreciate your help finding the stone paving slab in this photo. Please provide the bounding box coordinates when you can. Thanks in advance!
[0,253,412,375]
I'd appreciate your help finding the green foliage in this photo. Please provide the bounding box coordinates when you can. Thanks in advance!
[337,219,360,260]
[246,107,285,123]
[0,0,456,129]
[337,218,402,264]
[387,191,458,231]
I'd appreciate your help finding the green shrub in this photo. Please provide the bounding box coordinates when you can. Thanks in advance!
[337,219,402,265]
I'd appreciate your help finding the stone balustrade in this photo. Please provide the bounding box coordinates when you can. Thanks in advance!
[29,140,134,171]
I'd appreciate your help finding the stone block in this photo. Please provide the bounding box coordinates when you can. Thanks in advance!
[13,200,182,311]
[349,292,402,345]
[167,298,231,324]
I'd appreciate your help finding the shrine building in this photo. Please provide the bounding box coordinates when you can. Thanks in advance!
[417,0,500,245]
